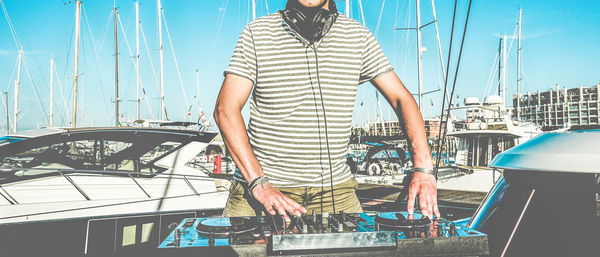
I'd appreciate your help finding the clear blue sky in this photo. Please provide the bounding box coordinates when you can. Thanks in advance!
[1,0,599,132]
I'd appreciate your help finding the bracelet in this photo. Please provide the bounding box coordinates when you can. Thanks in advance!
[411,167,436,177]
[247,176,269,198]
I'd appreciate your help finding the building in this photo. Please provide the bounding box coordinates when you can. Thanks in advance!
[513,84,600,130]
[367,120,401,136]
[365,118,446,140]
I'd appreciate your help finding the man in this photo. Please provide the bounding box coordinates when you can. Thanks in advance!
[214,0,439,222]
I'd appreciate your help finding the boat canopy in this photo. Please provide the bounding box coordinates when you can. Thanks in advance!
[0,127,218,183]
[490,130,600,174]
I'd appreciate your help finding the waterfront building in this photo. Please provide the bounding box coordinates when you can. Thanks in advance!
[364,118,446,140]
[514,84,600,130]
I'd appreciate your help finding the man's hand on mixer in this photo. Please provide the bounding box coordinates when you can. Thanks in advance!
[406,172,440,219]
[252,183,307,222]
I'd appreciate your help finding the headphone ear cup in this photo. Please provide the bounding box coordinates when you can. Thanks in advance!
[311,10,336,41]
[311,10,337,42]
[282,8,310,39]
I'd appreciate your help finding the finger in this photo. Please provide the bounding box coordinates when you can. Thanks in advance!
[282,195,305,213]
[426,194,434,219]
[430,222,438,238]
[274,198,291,222]
[264,202,277,216]
[432,194,441,218]
[406,187,417,214]
[283,197,304,217]
[419,193,429,218]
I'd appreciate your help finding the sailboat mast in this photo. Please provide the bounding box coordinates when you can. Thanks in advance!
[195,68,200,109]
[136,2,140,120]
[114,7,119,127]
[346,0,350,17]
[49,58,54,127]
[72,0,81,128]
[4,92,8,133]
[430,0,450,103]
[252,0,256,20]
[13,50,22,133]
[158,0,165,120]
[517,8,522,120]
[502,34,507,106]
[195,68,202,124]
[416,0,424,110]
[497,37,502,96]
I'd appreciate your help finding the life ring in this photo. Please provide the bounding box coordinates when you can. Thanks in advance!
[367,162,382,176]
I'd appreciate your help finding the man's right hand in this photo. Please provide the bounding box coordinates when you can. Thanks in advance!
[251,183,307,222]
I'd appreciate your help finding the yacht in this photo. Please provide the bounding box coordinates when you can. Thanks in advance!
[461,130,599,256]
[437,95,542,192]
[449,95,540,168]
[0,127,229,224]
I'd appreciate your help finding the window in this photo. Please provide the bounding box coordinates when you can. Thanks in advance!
[138,142,181,173]
[1,139,134,177]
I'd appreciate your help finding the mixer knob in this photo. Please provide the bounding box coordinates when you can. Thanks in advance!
[208,235,215,247]
[337,223,344,232]
[322,212,329,230]
[174,229,181,240]
[448,223,456,237]
[302,224,308,234]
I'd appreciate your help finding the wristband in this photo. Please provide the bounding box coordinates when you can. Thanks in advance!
[247,176,269,198]
[411,167,436,177]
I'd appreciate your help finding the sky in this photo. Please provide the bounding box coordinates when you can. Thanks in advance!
[0,0,599,133]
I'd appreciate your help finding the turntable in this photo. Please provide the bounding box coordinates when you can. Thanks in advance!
[159,211,489,256]
[195,217,258,237]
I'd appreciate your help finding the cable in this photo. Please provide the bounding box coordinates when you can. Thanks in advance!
[435,0,473,176]
[434,0,458,177]
[312,47,336,215]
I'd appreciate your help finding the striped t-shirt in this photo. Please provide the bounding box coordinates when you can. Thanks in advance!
[224,12,393,187]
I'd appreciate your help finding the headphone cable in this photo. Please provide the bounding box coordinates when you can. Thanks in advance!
[312,46,336,215]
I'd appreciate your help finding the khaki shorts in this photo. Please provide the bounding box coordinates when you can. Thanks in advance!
[223,178,363,217]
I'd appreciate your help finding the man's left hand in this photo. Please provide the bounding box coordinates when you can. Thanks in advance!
[406,172,440,219]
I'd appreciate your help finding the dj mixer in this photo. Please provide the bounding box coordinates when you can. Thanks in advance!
[158,211,488,256]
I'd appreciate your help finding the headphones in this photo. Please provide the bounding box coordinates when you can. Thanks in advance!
[280,1,338,43]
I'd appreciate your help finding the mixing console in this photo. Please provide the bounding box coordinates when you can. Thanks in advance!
[159,211,488,256]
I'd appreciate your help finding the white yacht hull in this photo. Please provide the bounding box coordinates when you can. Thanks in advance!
[0,168,230,224]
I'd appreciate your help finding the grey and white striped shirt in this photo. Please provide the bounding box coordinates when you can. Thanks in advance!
[224,12,393,187]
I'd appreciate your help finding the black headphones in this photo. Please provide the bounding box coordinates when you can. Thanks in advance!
[280,1,338,43]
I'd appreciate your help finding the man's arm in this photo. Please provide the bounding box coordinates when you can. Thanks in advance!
[214,74,306,220]
[371,71,440,218]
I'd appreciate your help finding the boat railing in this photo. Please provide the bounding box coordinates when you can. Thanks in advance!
[0,167,228,206]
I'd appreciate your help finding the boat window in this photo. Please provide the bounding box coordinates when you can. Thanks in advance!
[57,140,133,166]
[1,144,71,177]
[0,140,133,177]
[138,141,182,172]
